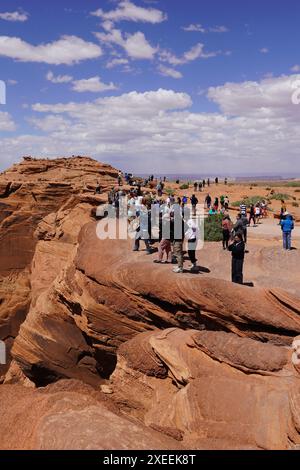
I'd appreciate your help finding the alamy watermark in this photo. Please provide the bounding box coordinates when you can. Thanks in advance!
[0,340,6,364]
[0,80,6,105]
[95,197,205,250]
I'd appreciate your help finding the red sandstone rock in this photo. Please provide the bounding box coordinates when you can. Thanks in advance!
[0,379,183,450]
[1,156,300,450]
[110,328,300,450]
[0,156,118,379]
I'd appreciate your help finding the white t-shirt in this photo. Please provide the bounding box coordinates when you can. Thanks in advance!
[185,219,198,240]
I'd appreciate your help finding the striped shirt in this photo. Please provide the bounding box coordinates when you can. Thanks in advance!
[240,204,247,215]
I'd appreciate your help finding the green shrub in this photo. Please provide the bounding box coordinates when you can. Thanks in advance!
[270,193,290,201]
[204,214,223,242]
[231,196,262,208]
[164,187,174,195]
[179,183,189,190]
[283,181,300,187]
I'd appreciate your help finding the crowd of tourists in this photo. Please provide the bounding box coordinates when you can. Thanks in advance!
[107,173,296,284]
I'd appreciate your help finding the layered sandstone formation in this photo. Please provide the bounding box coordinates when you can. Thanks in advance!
[1,156,300,450]
[0,156,118,377]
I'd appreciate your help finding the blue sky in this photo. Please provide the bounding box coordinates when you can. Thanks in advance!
[0,0,300,174]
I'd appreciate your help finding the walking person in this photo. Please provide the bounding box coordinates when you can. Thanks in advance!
[213,197,219,211]
[170,205,185,273]
[156,182,163,198]
[154,238,172,263]
[222,215,233,250]
[255,204,261,222]
[228,233,245,284]
[154,212,172,263]
[248,204,256,226]
[233,214,245,240]
[205,193,212,210]
[133,202,152,254]
[185,218,198,271]
[224,196,229,211]
[190,194,198,217]
[280,212,294,250]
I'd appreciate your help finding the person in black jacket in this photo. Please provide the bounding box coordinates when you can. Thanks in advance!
[228,233,245,284]
[190,194,198,216]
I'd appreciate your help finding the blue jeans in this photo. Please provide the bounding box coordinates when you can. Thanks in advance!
[283,231,292,250]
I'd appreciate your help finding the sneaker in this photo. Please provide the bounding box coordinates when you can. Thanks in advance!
[133,248,139,252]
[173,267,183,273]
[153,260,162,263]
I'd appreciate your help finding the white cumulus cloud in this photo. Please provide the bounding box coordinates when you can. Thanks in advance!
[158,65,182,79]
[182,24,229,33]
[46,71,73,83]
[0,35,102,65]
[71,76,117,93]
[0,111,16,131]
[2,77,300,175]
[91,1,166,24]
[260,47,269,54]
[159,43,218,66]
[0,10,29,22]
[291,65,300,72]
[95,29,157,60]
[106,58,129,69]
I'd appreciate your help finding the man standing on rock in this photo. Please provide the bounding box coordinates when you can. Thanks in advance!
[228,233,245,284]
